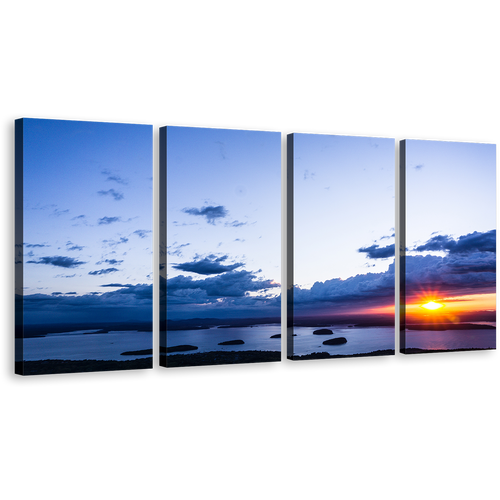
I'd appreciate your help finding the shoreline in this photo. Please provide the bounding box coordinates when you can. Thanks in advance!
[18,348,497,376]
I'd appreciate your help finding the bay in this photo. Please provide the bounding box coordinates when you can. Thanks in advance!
[25,324,491,361]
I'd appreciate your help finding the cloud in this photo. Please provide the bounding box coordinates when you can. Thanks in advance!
[304,169,315,180]
[133,229,152,239]
[166,270,279,300]
[66,241,84,251]
[96,259,123,266]
[167,242,190,257]
[98,216,121,225]
[105,174,128,185]
[72,215,86,220]
[51,208,70,217]
[102,237,129,247]
[100,283,134,288]
[414,230,496,254]
[215,141,227,160]
[358,244,395,259]
[98,189,124,201]
[404,252,496,297]
[172,255,244,275]
[225,220,247,228]
[88,268,119,275]
[182,205,228,224]
[54,273,77,278]
[21,284,153,323]
[27,256,86,268]
[25,243,49,248]
[414,164,424,170]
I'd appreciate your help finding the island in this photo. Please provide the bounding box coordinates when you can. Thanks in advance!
[121,344,198,356]
[323,337,348,345]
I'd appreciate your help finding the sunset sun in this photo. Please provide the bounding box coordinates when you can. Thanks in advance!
[421,301,444,311]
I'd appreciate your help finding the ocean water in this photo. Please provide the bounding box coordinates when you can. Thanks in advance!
[25,325,492,361]
[23,330,152,361]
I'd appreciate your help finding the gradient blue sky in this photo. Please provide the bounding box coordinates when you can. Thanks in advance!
[20,118,152,324]
[166,126,281,320]
[23,127,491,326]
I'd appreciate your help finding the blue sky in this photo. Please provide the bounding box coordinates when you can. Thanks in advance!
[21,124,492,326]
[20,118,153,324]
[165,126,281,320]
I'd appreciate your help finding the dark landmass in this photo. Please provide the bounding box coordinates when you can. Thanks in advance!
[313,329,333,335]
[18,348,497,375]
[120,344,198,356]
[218,339,245,345]
[292,314,394,328]
[270,334,281,338]
[401,347,495,355]
[406,323,495,331]
[323,337,348,345]
[19,321,153,338]
[166,317,280,331]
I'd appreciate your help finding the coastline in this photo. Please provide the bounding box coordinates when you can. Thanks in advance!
[19,348,497,376]
[401,347,495,355]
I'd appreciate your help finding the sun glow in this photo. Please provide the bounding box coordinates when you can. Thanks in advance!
[421,301,444,311]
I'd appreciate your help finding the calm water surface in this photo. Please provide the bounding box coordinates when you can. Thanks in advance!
[29,324,491,361]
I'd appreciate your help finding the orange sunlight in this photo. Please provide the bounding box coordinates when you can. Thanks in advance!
[357,293,495,320]
[406,292,496,318]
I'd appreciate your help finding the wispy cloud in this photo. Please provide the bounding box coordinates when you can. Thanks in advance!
[133,229,152,239]
[96,259,123,266]
[66,241,84,251]
[215,141,227,160]
[88,268,119,275]
[98,189,124,201]
[304,169,315,180]
[167,242,190,257]
[25,243,50,248]
[51,208,70,217]
[102,237,129,247]
[104,174,128,185]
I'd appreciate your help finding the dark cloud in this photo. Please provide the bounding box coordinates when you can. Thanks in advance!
[100,283,134,288]
[27,256,86,268]
[358,244,395,259]
[414,230,496,254]
[88,268,119,275]
[98,189,124,201]
[21,284,153,323]
[72,215,86,220]
[167,270,279,299]
[172,255,244,275]
[414,164,424,170]
[25,243,49,248]
[65,292,77,295]
[405,252,496,297]
[182,205,228,224]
